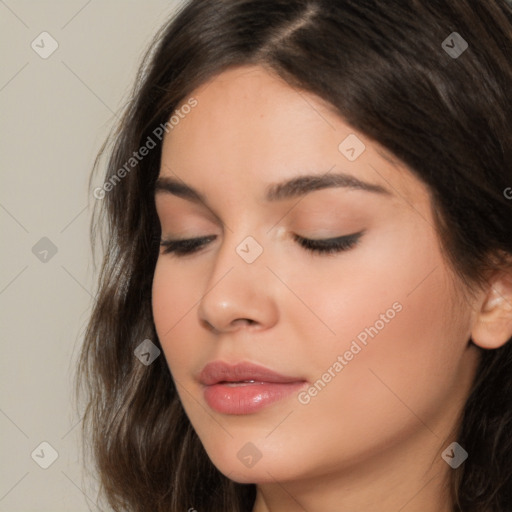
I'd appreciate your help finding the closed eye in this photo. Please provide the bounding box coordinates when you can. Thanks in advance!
[159,231,364,257]
[292,232,363,255]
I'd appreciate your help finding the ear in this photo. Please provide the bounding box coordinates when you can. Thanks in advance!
[471,270,512,350]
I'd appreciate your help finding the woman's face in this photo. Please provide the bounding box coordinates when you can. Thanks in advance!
[152,65,480,485]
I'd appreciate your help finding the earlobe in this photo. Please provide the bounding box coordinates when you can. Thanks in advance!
[471,273,512,350]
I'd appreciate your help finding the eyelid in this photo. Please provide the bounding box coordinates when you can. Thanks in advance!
[159,230,364,256]
[293,231,363,255]
[159,235,216,255]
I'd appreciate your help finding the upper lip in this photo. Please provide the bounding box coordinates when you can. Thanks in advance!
[199,361,304,386]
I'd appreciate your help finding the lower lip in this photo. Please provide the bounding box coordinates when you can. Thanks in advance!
[203,381,306,415]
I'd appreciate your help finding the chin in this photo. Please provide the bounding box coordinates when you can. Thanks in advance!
[203,440,305,484]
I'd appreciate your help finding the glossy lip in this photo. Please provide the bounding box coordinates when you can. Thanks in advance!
[199,361,303,385]
[199,361,307,415]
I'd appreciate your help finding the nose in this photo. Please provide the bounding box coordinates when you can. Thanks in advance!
[197,233,279,334]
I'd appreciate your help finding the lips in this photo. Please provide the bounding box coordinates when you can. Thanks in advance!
[199,361,307,415]
[199,361,302,385]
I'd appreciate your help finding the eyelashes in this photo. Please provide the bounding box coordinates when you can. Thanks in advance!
[292,232,362,255]
[159,232,363,257]
[160,235,217,256]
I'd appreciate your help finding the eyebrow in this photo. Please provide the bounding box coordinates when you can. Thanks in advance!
[154,171,391,206]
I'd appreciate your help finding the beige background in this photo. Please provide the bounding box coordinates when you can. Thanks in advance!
[0,1,185,510]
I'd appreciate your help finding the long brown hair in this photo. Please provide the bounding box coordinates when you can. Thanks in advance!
[77,1,512,510]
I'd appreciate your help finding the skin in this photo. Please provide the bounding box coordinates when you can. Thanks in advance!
[152,65,512,512]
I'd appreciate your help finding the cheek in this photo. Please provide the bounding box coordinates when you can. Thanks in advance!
[152,260,203,374]
[297,222,470,417]
[290,223,441,363]
[305,259,469,438]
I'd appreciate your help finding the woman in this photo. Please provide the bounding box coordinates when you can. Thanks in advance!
[79,1,512,510]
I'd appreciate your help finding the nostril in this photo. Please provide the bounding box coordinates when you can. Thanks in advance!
[200,318,218,333]
[200,317,256,333]
[235,318,256,326]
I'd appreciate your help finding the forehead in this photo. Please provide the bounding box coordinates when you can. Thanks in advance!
[164,65,334,156]
[160,65,428,208]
